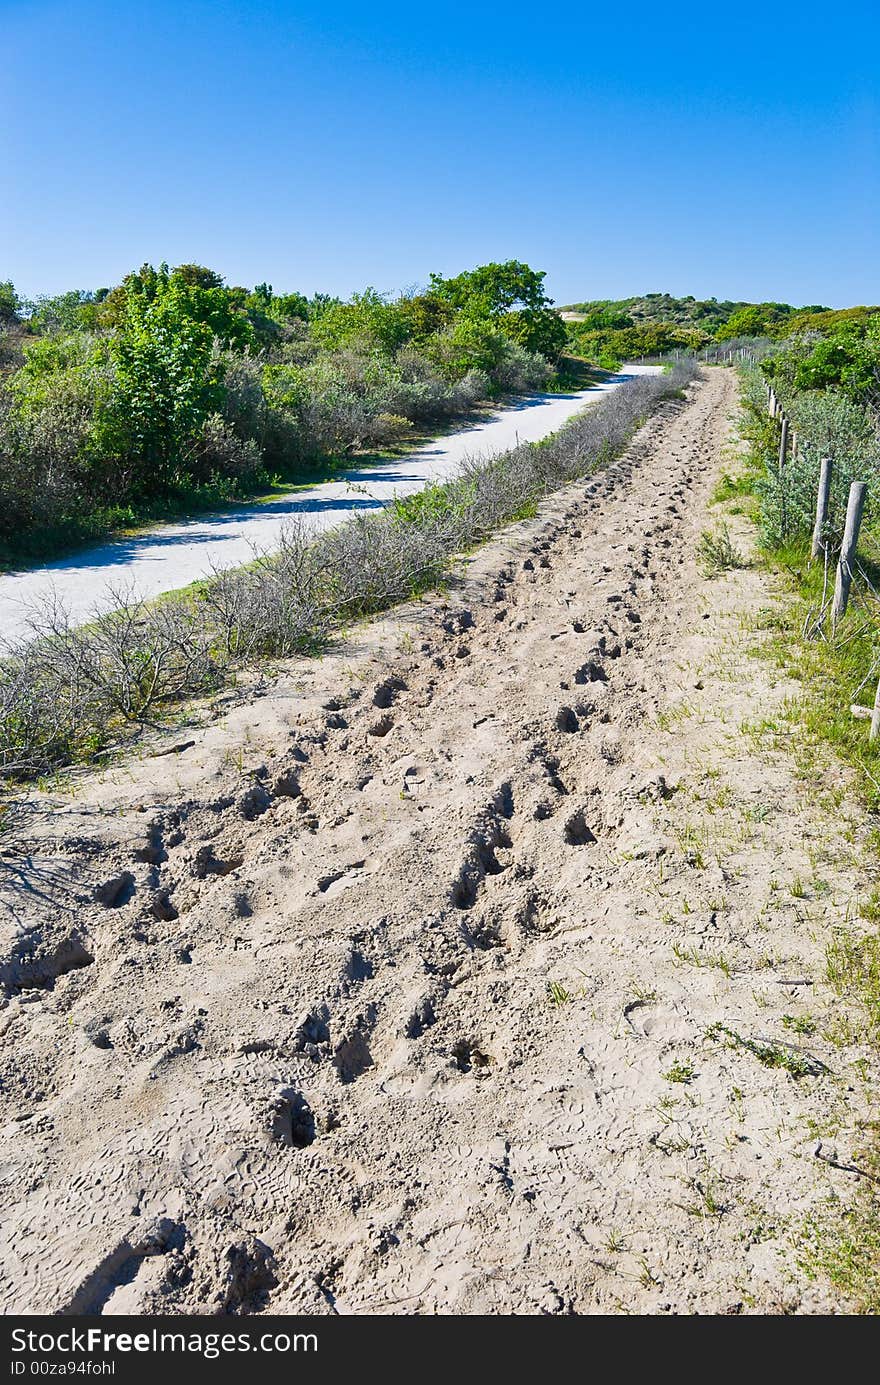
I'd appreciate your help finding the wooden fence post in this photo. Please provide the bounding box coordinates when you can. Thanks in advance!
[811,457,832,561]
[778,416,789,471]
[871,670,880,743]
[831,481,868,627]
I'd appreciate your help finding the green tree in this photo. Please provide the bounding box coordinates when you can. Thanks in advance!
[502,306,567,360]
[0,280,21,325]
[427,315,509,380]
[110,278,218,492]
[397,292,454,341]
[430,260,553,316]
[430,260,564,361]
[172,263,225,289]
[30,290,101,333]
[791,323,880,403]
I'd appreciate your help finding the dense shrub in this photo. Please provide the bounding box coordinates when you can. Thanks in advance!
[0,259,575,556]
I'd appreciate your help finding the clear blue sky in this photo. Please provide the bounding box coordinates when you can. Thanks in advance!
[4,0,879,307]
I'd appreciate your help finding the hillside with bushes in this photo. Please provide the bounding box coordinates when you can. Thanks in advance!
[560,292,880,371]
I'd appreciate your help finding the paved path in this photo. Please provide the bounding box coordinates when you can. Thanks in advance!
[0,367,657,646]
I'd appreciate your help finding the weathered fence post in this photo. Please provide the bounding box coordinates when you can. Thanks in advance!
[871,670,880,743]
[811,457,833,561]
[831,481,868,627]
[778,416,789,471]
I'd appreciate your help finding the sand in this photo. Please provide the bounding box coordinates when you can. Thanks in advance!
[1,368,873,1315]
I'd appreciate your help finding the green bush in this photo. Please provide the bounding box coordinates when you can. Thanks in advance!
[0,257,633,560]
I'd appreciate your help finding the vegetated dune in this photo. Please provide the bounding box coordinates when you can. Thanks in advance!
[0,371,650,649]
[0,368,872,1314]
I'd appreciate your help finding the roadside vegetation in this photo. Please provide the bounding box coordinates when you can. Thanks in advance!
[720,308,880,1310]
[0,260,567,566]
[0,361,695,786]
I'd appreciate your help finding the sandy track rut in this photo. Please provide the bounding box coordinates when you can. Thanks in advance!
[1,369,865,1314]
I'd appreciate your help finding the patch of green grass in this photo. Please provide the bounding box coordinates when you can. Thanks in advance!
[672,943,733,977]
[797,1136,880,1313]
[707,1022,826,1077]
[734,372,880,1307]
[712,469,761,506]
[825,928,880,1044]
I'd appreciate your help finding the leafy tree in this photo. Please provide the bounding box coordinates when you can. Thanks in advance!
[109,277,219,492]
[100,262,252,350]
[172,263,225,290]
[308,293,341,320]
[430,260,553,316]
[427,315,509,380]
[790,322,880,403]
[274,291,310,322]
[577,308,634,331]
[97,263,169,326]
[501,306,567,360]
[397,292,454,341]
[429,260,564,362]
[0,280,21,325]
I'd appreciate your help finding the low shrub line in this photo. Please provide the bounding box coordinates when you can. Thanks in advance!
[0,362,696,784]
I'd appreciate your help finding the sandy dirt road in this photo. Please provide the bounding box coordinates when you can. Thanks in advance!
[0,370,655,648]
[1,368,873,1314]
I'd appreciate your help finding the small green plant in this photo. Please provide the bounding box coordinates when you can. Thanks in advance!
[664,1059,695,1084]
[697,523,747,576]
[781,1013,816,1037]
[676,1176,727,1219]
[628,981,657,1006]
[547,980,572,1007]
